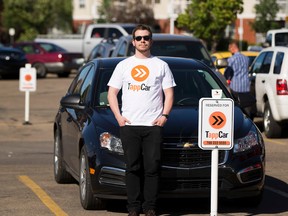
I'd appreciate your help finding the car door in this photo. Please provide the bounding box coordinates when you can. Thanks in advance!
[254,51,274,112]
[60,64,93,175]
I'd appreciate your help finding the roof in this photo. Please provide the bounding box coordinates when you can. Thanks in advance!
[119,33,200,42]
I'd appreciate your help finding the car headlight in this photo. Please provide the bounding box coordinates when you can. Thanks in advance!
[100,132,123,154]
[233,129,259,153]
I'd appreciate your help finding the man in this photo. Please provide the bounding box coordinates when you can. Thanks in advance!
[227,40,255,118]
[107,24,176,216]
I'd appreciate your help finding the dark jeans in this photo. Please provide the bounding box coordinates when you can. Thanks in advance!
[120,125,163,213]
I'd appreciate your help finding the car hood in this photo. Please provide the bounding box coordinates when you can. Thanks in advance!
[94,105,253,140]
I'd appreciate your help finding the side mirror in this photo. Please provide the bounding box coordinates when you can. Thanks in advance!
[215,58,228,69]
[60,94,85,110]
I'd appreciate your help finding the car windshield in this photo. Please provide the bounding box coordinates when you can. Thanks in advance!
[96,67,225,107]
[39,43,66,52]
[128,41,214,68]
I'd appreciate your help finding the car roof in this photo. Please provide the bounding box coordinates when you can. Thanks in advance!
[0,46,24,53]
[119,34,201,42]
[260,46,288,52]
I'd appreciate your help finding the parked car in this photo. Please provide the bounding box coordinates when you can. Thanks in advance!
[212,51,259,74]
[249,46,288,138]
[35,23,137,59]
[85,38,116,62]
[0,46,28,79]
[13,42,84,78]
[111,34,215,69]
[53,57,265,210]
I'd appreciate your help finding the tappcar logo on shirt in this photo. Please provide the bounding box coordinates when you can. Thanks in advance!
[128,65,151,91]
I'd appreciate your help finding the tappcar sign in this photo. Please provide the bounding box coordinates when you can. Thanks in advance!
[19,64,36,92]
[198,92,234,150]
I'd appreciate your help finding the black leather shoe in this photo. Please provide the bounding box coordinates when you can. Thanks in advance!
[128,211,140,216]
[144,209,157,216]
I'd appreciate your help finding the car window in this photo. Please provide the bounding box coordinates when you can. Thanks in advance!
[107,28,123,38]
[91,28,105,38]
[117,41,129,57]
[96,64,224,107]
[126,40,213,68]
[275,33,288,46]
[96,68,122,106]
[39,43,66,52]
[68,64,92,94]
[79,65,95,104]
[273,52,284,74]
[259,52,273,74]
[173,68,225,106]
[250,52,267,75]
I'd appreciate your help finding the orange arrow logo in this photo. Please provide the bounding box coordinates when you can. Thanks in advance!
[131,65,149,82]
[209,111,226,129]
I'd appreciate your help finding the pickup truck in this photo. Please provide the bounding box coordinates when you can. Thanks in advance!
[265,28,288,47]
[249,46,288,138]
[35,23,136,59]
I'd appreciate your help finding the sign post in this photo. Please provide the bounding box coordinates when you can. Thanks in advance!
[198,89,234,216]
[19,64,37,125]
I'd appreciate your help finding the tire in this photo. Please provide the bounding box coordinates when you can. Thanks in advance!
[54,129,74,183]
[263,101,282,138]
[79,147,105,210]
[33,62,47,78]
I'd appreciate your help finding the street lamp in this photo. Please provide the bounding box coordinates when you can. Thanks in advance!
[9,28,15,45]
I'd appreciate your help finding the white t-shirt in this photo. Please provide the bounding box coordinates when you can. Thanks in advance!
[108,56,176,126]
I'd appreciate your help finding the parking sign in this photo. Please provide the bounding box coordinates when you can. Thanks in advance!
[198,97,234,150]
[19,64,36,92]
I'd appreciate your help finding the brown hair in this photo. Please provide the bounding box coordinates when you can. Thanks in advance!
[132,24,153,38]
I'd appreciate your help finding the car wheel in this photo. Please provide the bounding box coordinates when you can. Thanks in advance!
[263,101,281,138]
[54,129,74,183]
[57,71,70,78]
[33,63,47,78]
[79,147,105,210]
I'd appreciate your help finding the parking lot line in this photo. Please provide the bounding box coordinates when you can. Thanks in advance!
[264,138,286,145]
[18,175,68,216]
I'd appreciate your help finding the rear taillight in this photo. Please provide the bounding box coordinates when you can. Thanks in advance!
[276,79,288,95]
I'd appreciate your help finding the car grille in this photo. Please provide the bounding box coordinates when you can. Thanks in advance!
[162,138,226,168]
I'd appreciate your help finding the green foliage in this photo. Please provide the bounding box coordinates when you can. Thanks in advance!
[176,0,243,51]
[251,0,280,34]
[97,0,112,23]
[2,0,73,41]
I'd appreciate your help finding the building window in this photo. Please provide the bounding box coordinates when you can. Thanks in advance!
[79,0,85,8]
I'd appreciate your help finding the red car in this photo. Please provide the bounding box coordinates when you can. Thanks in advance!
[13,42,84,78]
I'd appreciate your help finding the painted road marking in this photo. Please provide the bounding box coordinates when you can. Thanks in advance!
[264,138,286,145]
[18,175,67,216]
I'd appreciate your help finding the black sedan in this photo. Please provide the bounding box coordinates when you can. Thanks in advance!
[0,46,28,79]
[53,57,265,210]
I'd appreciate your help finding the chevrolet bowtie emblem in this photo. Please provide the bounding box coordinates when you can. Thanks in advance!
[183,142,196,148]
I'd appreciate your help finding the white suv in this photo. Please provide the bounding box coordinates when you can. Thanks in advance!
[249,46,288,138]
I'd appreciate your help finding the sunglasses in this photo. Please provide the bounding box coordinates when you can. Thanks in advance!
[134,35,151,41]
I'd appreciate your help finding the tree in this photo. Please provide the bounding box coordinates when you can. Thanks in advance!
[251,0,280,34]
[2,0,73,41]
[176,0,243,52]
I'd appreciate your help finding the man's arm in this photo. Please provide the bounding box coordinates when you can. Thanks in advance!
[107,86,130,126]
[162,87,174,116]
[152,87,174,126]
